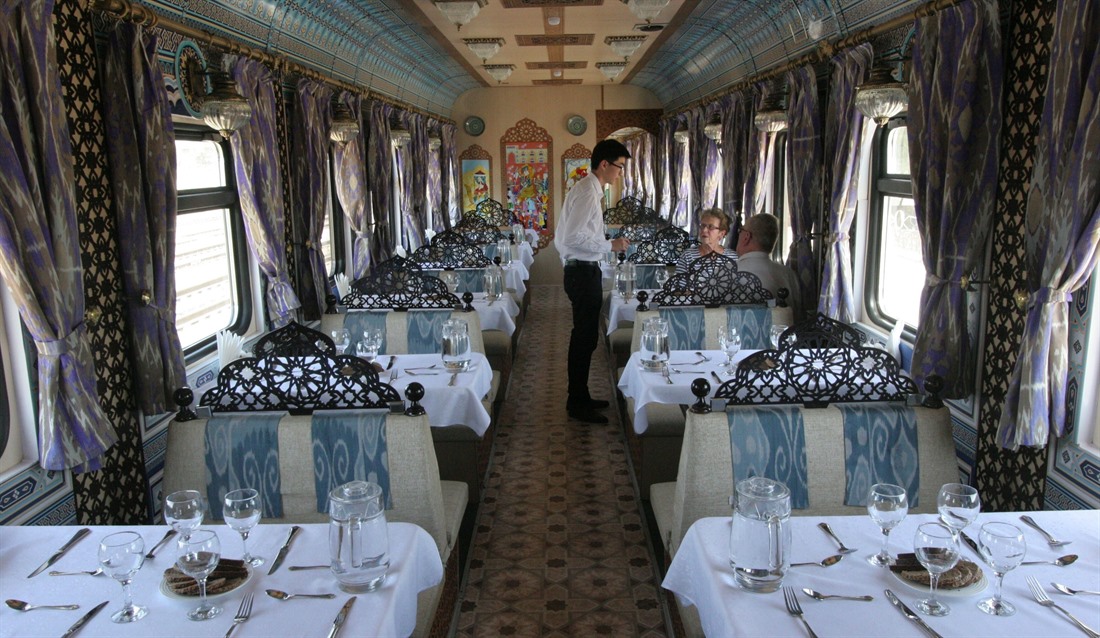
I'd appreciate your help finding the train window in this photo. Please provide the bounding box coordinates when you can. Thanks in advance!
[174,129,251,353]
[865,120,922,330]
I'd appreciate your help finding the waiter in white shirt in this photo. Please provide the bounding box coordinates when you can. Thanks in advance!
[554,139,631,424]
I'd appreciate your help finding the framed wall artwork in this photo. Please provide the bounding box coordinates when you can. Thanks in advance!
[501,118,552,229]
[459,144,492,213]
[562,143,591,195]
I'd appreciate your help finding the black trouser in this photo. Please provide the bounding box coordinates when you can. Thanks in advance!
[563,262,603,406]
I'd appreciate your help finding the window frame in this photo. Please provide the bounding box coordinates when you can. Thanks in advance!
[325,148,346,278]
[174,125,253,361]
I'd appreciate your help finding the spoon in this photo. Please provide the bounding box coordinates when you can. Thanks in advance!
[790,554,844,568]
[1052,583,1100,596]
[801,588,873,602]
[265,589,336,601]
[694,351,711,362]
[818,522,858,555]
[403,365,438,371]
[1022,554,1078,567]
[6,599,80,611]
[48,567,104,577]
[1020,515,1072,547]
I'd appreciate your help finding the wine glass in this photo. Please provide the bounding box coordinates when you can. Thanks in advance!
[718,325,741,373]
[165,490,204,541]
[654,266,670,289]
[976,522,1026,616]
[331,329,350,355]
[357,329,382,363]
[223,488,263,567]
[913,522,960,617]
[770,324,788,350]
[867,483,908,566]
[938,483,981,532]
[98,532,146,623]
[176,529,222,621]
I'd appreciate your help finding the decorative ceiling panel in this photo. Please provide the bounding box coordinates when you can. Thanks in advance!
[515,34,596,46]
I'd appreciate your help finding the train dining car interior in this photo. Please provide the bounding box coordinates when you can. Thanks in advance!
[0,0,1098,636]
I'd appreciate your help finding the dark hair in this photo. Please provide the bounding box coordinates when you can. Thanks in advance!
[592,139,631,170]
[746,213,779,252]
[700,208,730,232]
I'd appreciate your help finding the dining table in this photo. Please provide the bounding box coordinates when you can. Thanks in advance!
[385,352,494,436]
[605,289,659,335]
[663,510,1100,637]
[617,349,753,434]
[0,521,443,638]
[466,292,521,336]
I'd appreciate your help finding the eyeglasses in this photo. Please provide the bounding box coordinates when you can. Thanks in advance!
[610,162,626,170]
[699,223,723,232]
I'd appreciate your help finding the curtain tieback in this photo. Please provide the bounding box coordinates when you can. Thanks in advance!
[924,274,965,288]
[826,232,849,243]
[35,323,87,357]
[795,234,813,243]
[1030,287,1072,306]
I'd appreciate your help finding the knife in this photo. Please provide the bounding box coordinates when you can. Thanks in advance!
[268,525,302,575]
[385,355,396,370]
[710,371,724,385]
[27,528,90,578]
[145,529,177,559]
[60,600,108,638]
[885,589,944,638]
[326,596,357,638]
[959,531,984,559]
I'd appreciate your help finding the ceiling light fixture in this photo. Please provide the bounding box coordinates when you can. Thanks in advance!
[463,37,505,62]
[596,62,627,82]
[390,126,411,147]
[547,15,561,26]
[428,134,442,151]
[433,0,487,30]
[754,83,788,132]
[552,69,562,78]
[605,35,646,61]
[854,64,908,126]
[329,100,359,144]
[704,119,722,142]
[483,64,514,84]
[202,70,252,138]
[624,0,669,23]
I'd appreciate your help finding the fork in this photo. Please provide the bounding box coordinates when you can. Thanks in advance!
[224,593,253,638]
[662,366,674,384]
[1021,515,1072,547]
[48,568,103,577]
[448,371,459,386]
[783,586,819,638]
[1027,577,1100,638]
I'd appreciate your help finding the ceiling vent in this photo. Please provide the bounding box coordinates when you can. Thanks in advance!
[634,23,666,32]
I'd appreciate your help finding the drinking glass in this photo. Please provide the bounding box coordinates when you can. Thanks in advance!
[770,324,788,350]
[654,266,670,289]
[98,531,146,623]
[976,522,1026,616]
[331,329,350,355]
[718,325,741,373]
[867,483,908,566]
[165,490,204,541]
[914,522,960,617]
[356,329,382,363]
[176,529,222,621]
[937,483,981,532]
[223,488,263,567]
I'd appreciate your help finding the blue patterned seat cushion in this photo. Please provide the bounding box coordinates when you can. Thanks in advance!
[312,410,392,511]
[658,307,706,350]
[205,412,285,519]
[727,406,809,509]
[838,404,920,507]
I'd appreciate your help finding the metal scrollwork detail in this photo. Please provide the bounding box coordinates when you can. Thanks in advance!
[470,198,515,227]
[199,322,400,412]
[455,215,507,245]
[604,196,663,225]
[343,256,460,310]
[628,225,693,264]
[650,252,773,307]
[612,222,663,243]
[410,229,492,269]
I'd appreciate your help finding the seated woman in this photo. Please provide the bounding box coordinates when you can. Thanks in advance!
[675,208,737,274]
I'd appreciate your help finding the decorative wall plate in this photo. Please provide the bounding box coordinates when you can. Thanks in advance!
[464,116,485,136]
[567,115,587,136]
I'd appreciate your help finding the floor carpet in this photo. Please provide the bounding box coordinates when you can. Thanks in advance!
[455,284,670,637]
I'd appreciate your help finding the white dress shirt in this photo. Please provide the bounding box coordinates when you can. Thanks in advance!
[554,173,611,263]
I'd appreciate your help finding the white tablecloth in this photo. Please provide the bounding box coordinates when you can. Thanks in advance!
[605,290,659,335]
[0,522,442,638]
[663,511,1100,637]
[517,241,534,269]
[617,349,753,433]
[503,261,528,299]
[467,292,520,336]
[385,352,493,436]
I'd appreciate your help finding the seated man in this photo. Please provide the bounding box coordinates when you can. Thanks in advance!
[734,213,802,319]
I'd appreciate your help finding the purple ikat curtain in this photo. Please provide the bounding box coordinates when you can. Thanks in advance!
[785,65,823,319]
[367,100,395,267]
[439,121,459,228]
[98,21,185,415]
[230,57,300,328]
[333,91,372,279]
[907,0,1002,398]
[998,0,1100,449]
[291,78,332,320]
[403,110,429,248]
[818,44,873,322]
[0,0,115,471]
[425,120,443,233]
[719,89,754,222]
[655,119,674,219]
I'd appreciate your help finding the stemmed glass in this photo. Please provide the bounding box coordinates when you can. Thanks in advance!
[976,522,1026,616]
[770,324,788,350]
[176,529,222,621]
[654,266,670,289]
[914,522,960,617]
[357,328,382,363]
[331,329,350,355]
[938,483,981,533]
[223,488,263,567]
[717,325,741,373]
[98,532,146,623]
[867,483,908,566]
[165,490,204,541]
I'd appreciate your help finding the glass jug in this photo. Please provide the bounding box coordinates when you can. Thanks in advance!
[615,260,636,300]
[329,480,389,593]
[496,238,512,267]
[483,264,504,301]
[511,223,524,245]
[638,317,670,372]
[442,318,472,371]
[729,476,791,593]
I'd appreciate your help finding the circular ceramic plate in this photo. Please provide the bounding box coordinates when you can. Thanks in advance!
[890,565,988,598]
[160,565,253,602]
[567,115,587,136]
[463,115,485,136]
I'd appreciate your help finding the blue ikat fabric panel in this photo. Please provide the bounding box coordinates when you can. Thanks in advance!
[658,307,705,350]
[839,404,920,507]
[204,413,285,520]
[728,406,809,509]
[311,411,391,511]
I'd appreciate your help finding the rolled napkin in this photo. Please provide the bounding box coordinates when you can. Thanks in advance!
[216,330,244,370]
[334,273,350,301]
[889,553,983,589]
[163,558,249,596]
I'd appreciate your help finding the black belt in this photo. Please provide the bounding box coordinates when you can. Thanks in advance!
[565,259,600,266]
